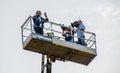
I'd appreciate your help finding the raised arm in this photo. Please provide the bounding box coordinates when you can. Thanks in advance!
[44,12,49,21]
[44,12,48,19]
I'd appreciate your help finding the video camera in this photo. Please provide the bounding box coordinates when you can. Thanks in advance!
[71,21,79,28]
[61,24,71,31]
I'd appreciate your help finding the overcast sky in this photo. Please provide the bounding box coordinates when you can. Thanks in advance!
[0,0,120,73]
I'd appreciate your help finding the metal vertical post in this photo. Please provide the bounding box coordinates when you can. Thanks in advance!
[94,34,97,49]
[41,54,45,73]
[21,16,31,47]
[30,16,33,34]
[46,56,52,73]
[21,27,24,46]
[51,23,53,32]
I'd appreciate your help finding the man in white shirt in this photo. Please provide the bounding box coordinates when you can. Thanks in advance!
[74,20,87,46]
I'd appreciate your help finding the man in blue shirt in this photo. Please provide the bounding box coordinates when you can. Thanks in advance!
[33,10,49,35]
[74,20,87,46]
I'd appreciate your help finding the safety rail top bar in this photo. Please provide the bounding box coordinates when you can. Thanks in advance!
[21,16,97,49]
[21,16,95,35]
[47,21,95,35]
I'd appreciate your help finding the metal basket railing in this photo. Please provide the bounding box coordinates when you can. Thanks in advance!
[21,16,97,49]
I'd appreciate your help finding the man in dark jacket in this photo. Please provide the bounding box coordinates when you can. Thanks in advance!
[33,10,49,35]
[62,26,74,43]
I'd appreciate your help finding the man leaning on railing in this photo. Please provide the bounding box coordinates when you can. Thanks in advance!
[33,10,49,35]
[61,25,74,43]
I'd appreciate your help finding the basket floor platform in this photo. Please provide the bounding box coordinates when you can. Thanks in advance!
[23,33,96,65]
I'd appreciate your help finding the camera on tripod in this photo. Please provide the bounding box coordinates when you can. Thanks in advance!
[71,21,79,28]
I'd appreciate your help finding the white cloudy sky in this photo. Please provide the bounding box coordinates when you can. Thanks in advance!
[0,0,120,73]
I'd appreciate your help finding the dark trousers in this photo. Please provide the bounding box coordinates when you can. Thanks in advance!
[78,36,87,46]
[34,26,43,35]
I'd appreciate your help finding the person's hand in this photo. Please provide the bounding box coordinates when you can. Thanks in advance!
[44,12,47,18]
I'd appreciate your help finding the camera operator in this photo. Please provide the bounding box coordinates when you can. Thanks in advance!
[73,20,87,46]
[61,25,74,43]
